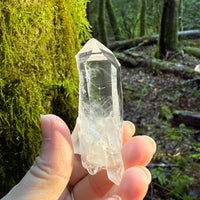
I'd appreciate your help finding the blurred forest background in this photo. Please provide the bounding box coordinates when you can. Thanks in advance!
[0,0,200,199]
[89,0,200,199]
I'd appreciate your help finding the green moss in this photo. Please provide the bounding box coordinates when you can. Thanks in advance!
[131,52,140,57]
[184,46,200,59]
[135,0,147,37]
[0,0,91,196]
[160,105,173,121]
[106,0,121,40]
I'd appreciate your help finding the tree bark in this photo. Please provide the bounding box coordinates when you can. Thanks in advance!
[178,0,183,31]
[155,0,180,58]
[98,0,108,45]
[86,1,92,27]
[106,0,121,41]
[135,0,147,37]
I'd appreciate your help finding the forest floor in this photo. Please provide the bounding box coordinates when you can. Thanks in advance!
[120,39,200,200]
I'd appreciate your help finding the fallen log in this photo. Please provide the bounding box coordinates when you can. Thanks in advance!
[109,30,200,51]
[115,52,199,79]
[184,46,200,59]
[172,110,200,129]
[115,52,138,68]
[178,29,200,39]
[109,35,158,51]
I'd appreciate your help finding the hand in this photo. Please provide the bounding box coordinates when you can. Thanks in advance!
[2,114,156,200]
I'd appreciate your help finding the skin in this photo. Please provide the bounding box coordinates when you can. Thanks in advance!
[2,114,156,200]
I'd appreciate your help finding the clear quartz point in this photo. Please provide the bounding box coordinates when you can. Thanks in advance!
[72,38,124,185]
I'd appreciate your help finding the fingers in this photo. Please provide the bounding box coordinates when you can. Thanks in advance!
[71,123,156,200]
[72,170,113,199]
[123,121,135,144]
[105,166,151,200]
[118,166,151,200]
[2,115,73,200]
[68,121,135,187]
[122,135,156,169]
[39,114,73,180]
[68,154,88,187]
[72,166,152,200]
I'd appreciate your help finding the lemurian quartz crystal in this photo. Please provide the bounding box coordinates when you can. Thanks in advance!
[72,38,124,185]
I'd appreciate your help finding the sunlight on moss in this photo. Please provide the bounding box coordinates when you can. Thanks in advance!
[0,0,91,196]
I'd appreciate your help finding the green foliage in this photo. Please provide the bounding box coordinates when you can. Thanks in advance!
[191,89,200,98]
[106,0,121,40]
[182,0,200,30]
[147,0,163,34]
[164,123,193,142]
[160,105,173,121]
[189,143,200,161]
[89,0,199,40]
[151,120,199,199]
[0,78,43,194]
[165,128,182,141]
[152,167,168,185]
[68,0,92,42]
[52,79,78,130]
[136,83,148,109]
[123,82,136,104]
[152,167,195,199]
[177,123,193,135]
[136,86,147,109]
[135,0,147,37]
[0,0,90,197]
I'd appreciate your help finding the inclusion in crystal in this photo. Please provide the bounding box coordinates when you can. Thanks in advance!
[72,38,124,185]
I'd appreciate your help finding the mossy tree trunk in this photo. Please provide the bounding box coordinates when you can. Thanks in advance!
[106,0,121,41]
[178,0,183,31]
[0,0,90,197]
[152,0,162,33]
[140,0,147,36]
[155,0,180,58]
[135,0,147,37]
[98,0,108,45]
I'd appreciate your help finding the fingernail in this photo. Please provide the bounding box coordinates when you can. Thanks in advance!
[40,114,52,140]
[110,195,122,200]
[126,121,135,136]
[144,136,157,154]
[138,166,152,185]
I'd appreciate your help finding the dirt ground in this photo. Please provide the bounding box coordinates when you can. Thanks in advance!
[121,42,200,199]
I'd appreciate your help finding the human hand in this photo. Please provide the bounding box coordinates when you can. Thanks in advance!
[2,114,156,200]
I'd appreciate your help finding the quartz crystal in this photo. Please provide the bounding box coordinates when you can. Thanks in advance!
[72,38,124,185]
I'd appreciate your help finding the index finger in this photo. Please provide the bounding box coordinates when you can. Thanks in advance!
[123,121,135,144]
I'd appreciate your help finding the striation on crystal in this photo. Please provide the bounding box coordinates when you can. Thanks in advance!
[71,38,124,185]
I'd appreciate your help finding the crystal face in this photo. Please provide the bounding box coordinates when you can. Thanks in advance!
[72,38,124,185]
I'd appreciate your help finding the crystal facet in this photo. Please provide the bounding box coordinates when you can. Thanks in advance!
[72,38,124,185]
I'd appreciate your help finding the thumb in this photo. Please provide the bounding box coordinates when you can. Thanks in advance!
[2,114,73,200]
